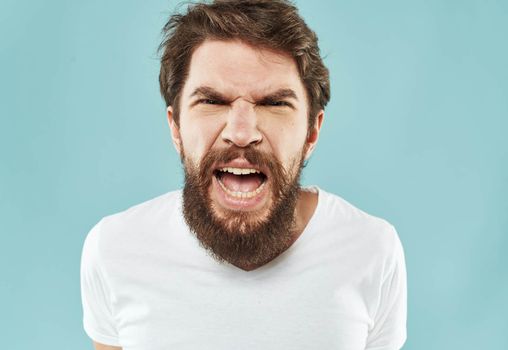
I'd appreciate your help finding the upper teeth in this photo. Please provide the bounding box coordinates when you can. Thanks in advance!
[220,167,260,175]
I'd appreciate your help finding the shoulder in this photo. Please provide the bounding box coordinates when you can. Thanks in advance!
[102,189,181,230]
[314,187,402,261]
[84,190,182,253]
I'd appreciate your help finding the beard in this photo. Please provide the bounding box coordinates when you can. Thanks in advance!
[181,146,305,270]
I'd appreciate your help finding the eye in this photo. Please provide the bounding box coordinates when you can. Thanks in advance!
[260,100,291,107]
[198,99,223,105]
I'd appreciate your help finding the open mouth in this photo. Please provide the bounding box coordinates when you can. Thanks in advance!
[213,167,268,199]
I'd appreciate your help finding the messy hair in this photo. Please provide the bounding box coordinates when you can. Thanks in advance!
[158,0,330,129]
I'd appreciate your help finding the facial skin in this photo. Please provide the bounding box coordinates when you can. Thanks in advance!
[167,40,323,270]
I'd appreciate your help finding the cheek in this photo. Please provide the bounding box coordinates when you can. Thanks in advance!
[264,124,307,164]
[180,119,223,159]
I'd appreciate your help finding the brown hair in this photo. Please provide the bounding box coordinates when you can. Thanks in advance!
[158,0,330,129]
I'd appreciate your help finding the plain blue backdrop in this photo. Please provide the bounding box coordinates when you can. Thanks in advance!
[1,0,507,349]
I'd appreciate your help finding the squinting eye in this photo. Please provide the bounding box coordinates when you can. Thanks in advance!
[261,100,290,107]
[198,99,222,105]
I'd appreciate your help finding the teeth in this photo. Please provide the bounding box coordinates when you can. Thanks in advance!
[219,167,260,175]
[217,178,266,199]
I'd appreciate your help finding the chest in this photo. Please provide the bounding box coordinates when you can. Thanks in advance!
[108,261,372,350]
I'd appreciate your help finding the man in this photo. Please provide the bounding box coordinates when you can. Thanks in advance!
[81,1,407,349]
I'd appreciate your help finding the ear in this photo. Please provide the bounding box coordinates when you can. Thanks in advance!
[304,110,324,160]
[167,106,182,155]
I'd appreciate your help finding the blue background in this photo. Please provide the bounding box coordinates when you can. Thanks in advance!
[1,0,507,349]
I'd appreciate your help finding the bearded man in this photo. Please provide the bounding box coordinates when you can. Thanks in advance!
[80,1,407,349]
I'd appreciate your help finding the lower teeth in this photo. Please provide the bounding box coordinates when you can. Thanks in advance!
[217,179,266,199]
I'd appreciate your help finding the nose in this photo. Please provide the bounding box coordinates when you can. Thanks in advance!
[221,99,262,147]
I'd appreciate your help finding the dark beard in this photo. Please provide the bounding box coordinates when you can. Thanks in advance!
[181,146,304,270]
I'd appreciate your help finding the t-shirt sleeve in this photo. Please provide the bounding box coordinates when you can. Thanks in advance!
[80,220,122,347]
[366,227,407,350]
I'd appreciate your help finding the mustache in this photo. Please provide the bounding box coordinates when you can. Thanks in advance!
[198,146,282,176]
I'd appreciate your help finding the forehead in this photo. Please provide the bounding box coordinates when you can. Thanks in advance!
[182,40,305,100]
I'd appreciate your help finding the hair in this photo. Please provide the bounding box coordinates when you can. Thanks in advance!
[158,0,330,129]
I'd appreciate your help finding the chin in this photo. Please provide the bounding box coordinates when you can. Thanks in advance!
[209,196,275,235]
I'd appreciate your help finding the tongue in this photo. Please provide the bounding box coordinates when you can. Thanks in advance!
[221,173,263,192]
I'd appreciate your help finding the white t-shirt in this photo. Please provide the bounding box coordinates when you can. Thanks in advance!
[81,187,407,350]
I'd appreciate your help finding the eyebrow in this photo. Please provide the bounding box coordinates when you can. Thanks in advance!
[260,88,298,102]
[190,86,227,102]
[189,86,299,105]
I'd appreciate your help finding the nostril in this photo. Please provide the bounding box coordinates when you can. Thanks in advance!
[249,137,262,146]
